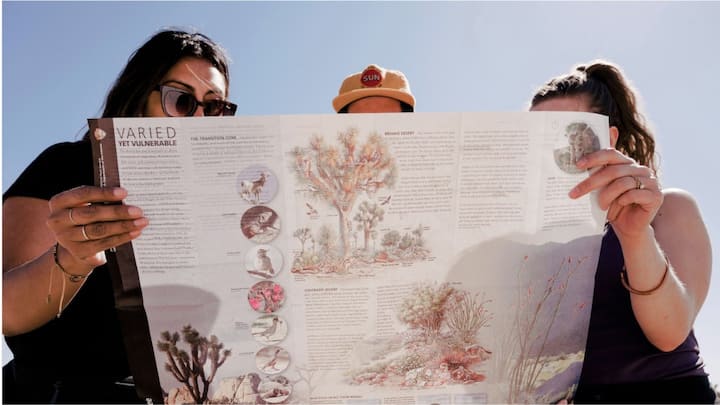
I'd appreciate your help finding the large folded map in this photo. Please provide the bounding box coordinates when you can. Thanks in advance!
[90,111,608,404]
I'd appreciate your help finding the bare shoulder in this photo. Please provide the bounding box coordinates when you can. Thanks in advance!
[653,188,710,257]
[653,187,704,228]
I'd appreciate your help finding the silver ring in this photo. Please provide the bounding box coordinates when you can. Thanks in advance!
[81,225,90,241]
[68,208,78,225]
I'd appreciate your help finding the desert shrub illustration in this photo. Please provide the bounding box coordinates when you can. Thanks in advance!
[504,255,590,403]
[348,283,493,387]
[291,128,397,263]
[377,224,429,263]
[445,290,493,346]
[157,325,231,404]
[397,283,455,341]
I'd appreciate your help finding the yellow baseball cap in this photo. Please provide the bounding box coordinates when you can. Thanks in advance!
[332,64,415,112]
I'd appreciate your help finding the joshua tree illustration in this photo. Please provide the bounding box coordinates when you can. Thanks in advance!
[291,128,397,260]
[293,227,312,254]
[411,224,425,248]
[157,325,231,404]
[316,224,336,255]
[293,365,319,400]
[354,201,385,251]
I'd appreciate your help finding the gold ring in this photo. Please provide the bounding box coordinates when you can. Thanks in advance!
[81,225,90,241]
[68,208,78,225]
[631,175,643,190]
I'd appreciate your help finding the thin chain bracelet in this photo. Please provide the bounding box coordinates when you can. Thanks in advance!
[51,243,93,318]
[53,242,91,282]
[620,254,669,296]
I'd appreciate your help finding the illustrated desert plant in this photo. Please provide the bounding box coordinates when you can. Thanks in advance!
[315,224,337,257]
[397,282,456,341]
[506,255,588,403]
[348,283,493,388]
[293,227,312,254]
[380,225,429,261]
[157,325,231,404]
[398,233,413,251]
[445,291,493,345]
[381,230,401,251]
[354,200,385,251]
[248,282,285,313]
[293,365,319,400]
[411,224,425,247]
[291,128,397,261]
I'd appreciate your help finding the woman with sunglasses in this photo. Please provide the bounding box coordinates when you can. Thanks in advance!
[2,28,236,403]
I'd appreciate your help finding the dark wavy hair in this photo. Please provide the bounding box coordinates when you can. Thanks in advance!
[83,28,231,139]
[531,60,657,173]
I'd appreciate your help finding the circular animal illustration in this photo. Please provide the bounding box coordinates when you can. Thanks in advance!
[241,206,281,244]
[245,245,283,279]
[257,375,292,403]
[554,121,601,174]
[251,314,288,345]
[237,165,278,205]
[255,346,290,375]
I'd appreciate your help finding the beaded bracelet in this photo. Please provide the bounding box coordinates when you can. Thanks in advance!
[53,242,90,282]
[620,254,669,296]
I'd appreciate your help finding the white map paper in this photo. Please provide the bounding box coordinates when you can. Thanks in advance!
[90,111,609,404]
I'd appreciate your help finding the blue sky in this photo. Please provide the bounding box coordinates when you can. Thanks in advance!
[3,1,720,381]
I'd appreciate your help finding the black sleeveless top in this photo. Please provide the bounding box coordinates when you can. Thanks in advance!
[3,141,132,400]
[578,224,707,384]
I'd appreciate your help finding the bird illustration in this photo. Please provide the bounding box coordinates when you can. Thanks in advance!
[262,348,282,371]
[380,195,391,205]
[255,316,281,340]
[305,202,318,216]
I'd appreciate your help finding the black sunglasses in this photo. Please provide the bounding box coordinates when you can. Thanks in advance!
[154,85,237,117]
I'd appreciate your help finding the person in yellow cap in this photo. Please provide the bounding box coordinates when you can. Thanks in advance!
[333,64,415,113]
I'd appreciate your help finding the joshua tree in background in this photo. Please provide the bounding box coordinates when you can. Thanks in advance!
[316,224,336,256]
[293,227,312,254]
[158,325,231,404]
[354,201,385,251]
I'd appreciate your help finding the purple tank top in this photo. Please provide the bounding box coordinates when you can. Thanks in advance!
[579,225,708,384]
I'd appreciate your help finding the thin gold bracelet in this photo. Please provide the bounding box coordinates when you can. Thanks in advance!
[620,254,669,296]
[53,242,90,283]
